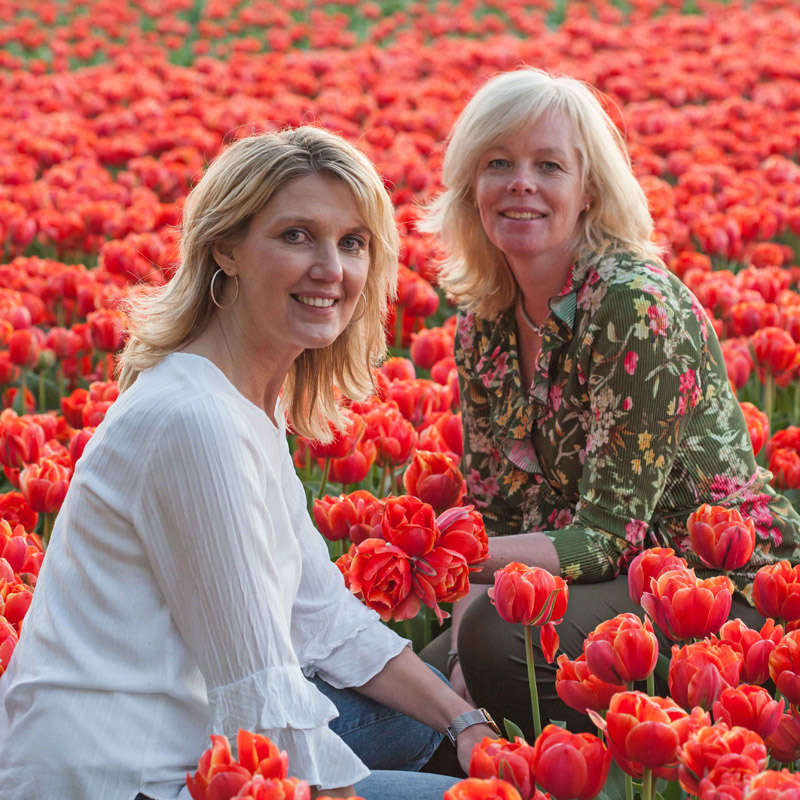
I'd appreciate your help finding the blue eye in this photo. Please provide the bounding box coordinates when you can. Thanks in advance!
[341,235,367,253]
[542,161,561,171]
[283,229,309,243]
[488,158,510,169]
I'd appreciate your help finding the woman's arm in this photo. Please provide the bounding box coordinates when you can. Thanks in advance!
[354,646,498,772]
[469,532,560,583]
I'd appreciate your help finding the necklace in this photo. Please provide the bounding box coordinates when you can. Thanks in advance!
[517,297,547,337]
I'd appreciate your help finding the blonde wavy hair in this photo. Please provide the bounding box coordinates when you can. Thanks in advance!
[119,127,399,441]
[421,68,663,319]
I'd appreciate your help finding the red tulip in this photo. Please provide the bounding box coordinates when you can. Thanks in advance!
[531,724,611,800]
[592,691,709,780]
[403,449,465,513]
[641,567,733,641]
[627,547,688,605]
[712,685,784,741]
[678,721,767,796]
[687,504,756,571]
[0,411,46,470]
[444,778,523,800]
[234,774,310,800]
[765,712,800,764]
[313,491,384,544]
[769,630,800,706]
[490,563,568,663]
[0,618,18,677]
[469,736,536,799]
[751,327,799,380]
[185,735,251,800]
[435,504,488,567]
[753,561,800,624]
[380,494,439,558]
[380,356,416,383]
[7,329,40,368]
[737,769,800,798]
[19,458,71,514]
[347,538,419,622]
[555,654,625,716]
[668,640,743,711]
[360,402,418,467]
[326,438,377,485]
[410,326,454,370]
[583,613,658,685]
[739,402,769,456]
[236,729,288,778]
[769,448,800,491]
[302,411,365,460]
[717,617,784,685]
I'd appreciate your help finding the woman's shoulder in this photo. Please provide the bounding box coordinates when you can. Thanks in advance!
[455,307,511,352]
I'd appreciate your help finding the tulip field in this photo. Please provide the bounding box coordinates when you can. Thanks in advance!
[6,0,800,797]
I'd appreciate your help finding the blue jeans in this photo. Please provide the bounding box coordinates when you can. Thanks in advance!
[310,674,456,800]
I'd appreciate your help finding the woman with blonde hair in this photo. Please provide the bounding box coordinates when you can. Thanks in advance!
[0,127,498,799]
[420,68,800,735]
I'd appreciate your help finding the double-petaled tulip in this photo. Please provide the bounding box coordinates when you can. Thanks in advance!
[302,411,365,460]
[770,448,800,491]
[410,326,454,371]
[327,438,377,485]
[360,402,418,467]
[555,654,625,716]
[185,734,251,800]
[403,450,466,513]
[590,691,710,780]
[530,724,611,800]
[677,722,768,796]
[313,491,384,544]
[717,617,784,685]
[380,356,416,383]
[641,567,733,641]
[18,458,71,514]
[753,561,800,625]
[769,630,800,706]
[712,684,784,741]
[751,326,799,380]
[346,538,419,622]
[381,495,438,558]
[627,547,688,605]
[0,411,46,470]
[443,778,524,800]
[7,328,40,368]
[234,774,310,800]
[490,563,568,663]
[765,712,800,765]
[687,504,756,571]
[732,770,800,799]
[469,736,536,799]
[583,613,658,686]
[412,545,469,621]
[669,640,743,711]
[436,505,489,567]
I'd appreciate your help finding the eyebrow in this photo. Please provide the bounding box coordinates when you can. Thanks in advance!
[269,215,371,235]
[486,144,572,159]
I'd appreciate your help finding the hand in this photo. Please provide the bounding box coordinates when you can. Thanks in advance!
[310,785,357,798]
[449,661,475,705]
[455,723,497,774]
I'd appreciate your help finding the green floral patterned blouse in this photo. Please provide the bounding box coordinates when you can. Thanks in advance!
[455,253,800,593]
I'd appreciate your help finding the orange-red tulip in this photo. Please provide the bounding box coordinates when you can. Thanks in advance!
[555,654,625,716]
[687,504,756,571]
[403,449,466,513]
[185,734,251,800]
[769,630,800,706]
[669,640,743,711]
[765,712,800,765]
[444,778,523,800]
[712,684,784,741]
[0,618,17,677]
[627,547,688,605]
[677,722,767,796]
[753,561,800,624]
[380,494,438,558]
[531,724,611,800]
[739,402,770,456]
[641,567,733,641]
[436,505,488,567]
[583,613,658,685]
[469,736,536,800]
[234,774,310,800]
[717,618,784,686]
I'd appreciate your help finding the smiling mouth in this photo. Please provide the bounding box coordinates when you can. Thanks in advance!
[293,295,337,308]
[501,211,546,220]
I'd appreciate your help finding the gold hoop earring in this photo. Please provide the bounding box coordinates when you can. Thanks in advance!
[350,291,367,323]
[210,268,239,309]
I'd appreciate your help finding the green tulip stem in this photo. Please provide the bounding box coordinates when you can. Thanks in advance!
[316,458,331,500]
[646,670,655,697]
[764,373,775,434]
[15,368,27,415]
[395,306,404,351]
[41,512,55,550]
[625,774,633,800]
[378,464,391,498]
[524,625,542,739]
[643,768,654,800]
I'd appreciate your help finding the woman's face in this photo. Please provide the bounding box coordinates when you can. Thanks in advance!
[214,173,371,365]
[474,110,590,278]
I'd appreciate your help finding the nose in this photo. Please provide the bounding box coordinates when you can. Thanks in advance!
[507,165,536,194]
[310,240,344,282]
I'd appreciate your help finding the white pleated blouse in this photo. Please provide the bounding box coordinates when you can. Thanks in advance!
[0,353,407,799]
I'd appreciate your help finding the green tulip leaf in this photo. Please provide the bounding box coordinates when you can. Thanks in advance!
[503,718,526,742]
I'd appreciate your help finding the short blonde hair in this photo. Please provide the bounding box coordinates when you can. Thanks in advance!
[119,127,399,441]
[421,68,663,319]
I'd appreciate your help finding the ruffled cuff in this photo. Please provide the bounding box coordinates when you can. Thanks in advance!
[296,592,408,689]
[207,665,370,789]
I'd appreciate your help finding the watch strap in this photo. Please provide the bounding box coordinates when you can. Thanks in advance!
[445,707,501,746]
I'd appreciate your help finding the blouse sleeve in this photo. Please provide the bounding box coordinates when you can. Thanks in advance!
[454,315,525,533]
[547,281,705,583]
[285,463,409,689]
[134,396,370,789]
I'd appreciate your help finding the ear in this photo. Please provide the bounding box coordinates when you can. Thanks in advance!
[212,243,237,275]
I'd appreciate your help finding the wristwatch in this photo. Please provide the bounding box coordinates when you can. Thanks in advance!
[445,707,501,746]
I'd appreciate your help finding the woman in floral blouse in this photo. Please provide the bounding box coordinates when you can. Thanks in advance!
[419,68,800,737]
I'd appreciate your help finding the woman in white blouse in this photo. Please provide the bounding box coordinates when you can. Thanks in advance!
[0,128,497,800]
